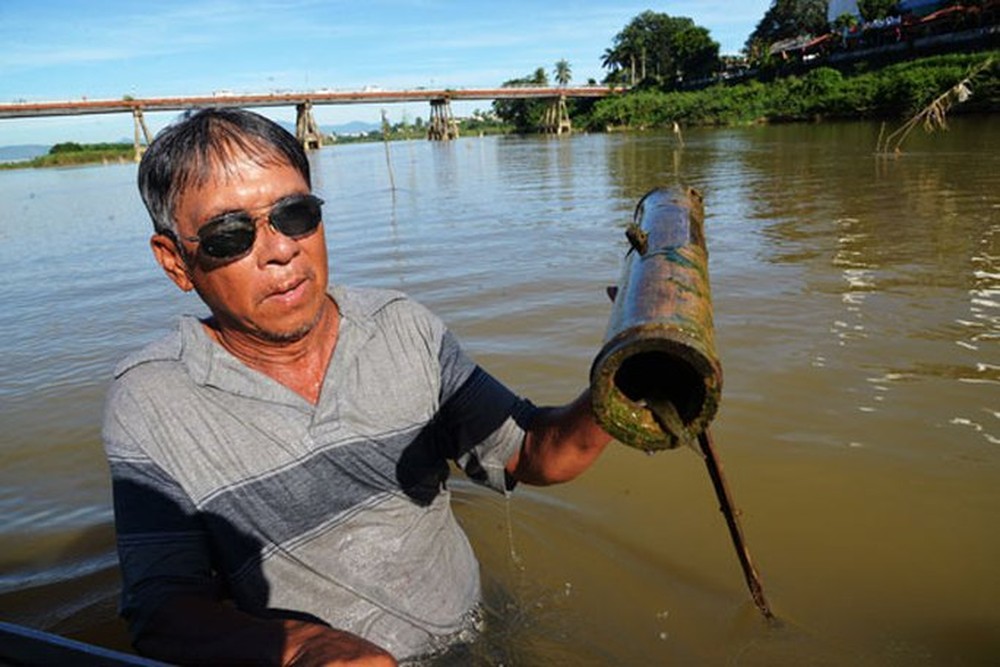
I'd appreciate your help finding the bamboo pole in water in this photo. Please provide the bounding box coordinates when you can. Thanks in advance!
[591,187,773,619]
[591,187,720,452]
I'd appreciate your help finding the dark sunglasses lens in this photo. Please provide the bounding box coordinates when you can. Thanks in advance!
[271,196,323,237]
[199,214,256,258]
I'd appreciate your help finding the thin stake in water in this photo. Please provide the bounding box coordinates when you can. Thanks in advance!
[697,428,774,620]
[645,399,773,620]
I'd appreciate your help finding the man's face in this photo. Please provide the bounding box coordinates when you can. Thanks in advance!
[154,152,330,343]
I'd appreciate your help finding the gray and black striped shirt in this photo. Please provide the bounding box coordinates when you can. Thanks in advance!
[103,285,536,659]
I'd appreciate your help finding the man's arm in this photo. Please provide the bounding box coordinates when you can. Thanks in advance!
[505,389,612,485]
[135,594,396,667]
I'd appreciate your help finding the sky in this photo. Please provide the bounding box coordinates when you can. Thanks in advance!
[0,0,773,146]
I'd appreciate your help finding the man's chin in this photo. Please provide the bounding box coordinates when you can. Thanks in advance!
[256,323,315,343]
[253,300,329,343]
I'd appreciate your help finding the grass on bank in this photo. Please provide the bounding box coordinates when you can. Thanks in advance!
[585,51,1000,130]
[330,118,511,145]
[0,142,134,170]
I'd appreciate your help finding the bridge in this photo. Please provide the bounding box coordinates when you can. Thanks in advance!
[0,86,620,154]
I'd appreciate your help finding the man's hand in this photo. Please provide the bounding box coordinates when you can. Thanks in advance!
[282,620,397,667]
[134,594,397,666]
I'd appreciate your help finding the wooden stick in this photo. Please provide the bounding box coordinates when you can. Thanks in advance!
[697,428,774,620]
[380,109,396,192]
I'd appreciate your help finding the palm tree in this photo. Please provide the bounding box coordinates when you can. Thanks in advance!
[601,46,631,85]
[554,59,572,87]
[603,20,647,85]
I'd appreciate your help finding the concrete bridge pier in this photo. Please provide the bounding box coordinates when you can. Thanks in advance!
[131,107,152,162]
[427,98,459,141]
[295,102,323,150]
[541,95,571,135]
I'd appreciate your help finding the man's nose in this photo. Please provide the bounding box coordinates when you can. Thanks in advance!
[255,219,300,264]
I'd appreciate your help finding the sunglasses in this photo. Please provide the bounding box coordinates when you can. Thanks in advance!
[174,193,324,260]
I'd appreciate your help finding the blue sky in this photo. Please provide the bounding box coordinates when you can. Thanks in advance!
[0,0,772,145]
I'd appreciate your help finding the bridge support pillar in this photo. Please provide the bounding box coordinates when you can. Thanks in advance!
[296,102,323,150]
[132,107,152,162]
[427,98,459,141]
[541,95,572,135]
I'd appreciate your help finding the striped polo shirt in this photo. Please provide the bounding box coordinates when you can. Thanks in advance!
[103,285,536,659]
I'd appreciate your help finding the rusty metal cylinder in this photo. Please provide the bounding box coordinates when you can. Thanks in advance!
[590,187,722,452]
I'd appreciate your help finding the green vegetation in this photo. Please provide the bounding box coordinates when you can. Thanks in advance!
[857,0,898,22]
[1,142,134,169]
[745,0,829,58]
[6,5,998,165]
[486,61,598,132]
[601,10,720,88]
[876,56,995,153]
[586,51,999,131]
[575,6,999,132]
[554,59,572,87]
[329,108,510,145]
[491,67,552,133]
[50,141,134,154]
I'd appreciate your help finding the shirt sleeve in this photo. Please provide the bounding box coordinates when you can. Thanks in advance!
[436,330,538,492]
[103,381,219,640]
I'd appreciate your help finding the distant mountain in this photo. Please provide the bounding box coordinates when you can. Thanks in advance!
[276,119,379,138]
[0,144,49,162]
[323,121,380,136]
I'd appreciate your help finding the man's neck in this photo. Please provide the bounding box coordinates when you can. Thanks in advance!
[205,298,340,405]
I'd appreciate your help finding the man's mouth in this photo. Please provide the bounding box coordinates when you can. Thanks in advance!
[264,275,308,302]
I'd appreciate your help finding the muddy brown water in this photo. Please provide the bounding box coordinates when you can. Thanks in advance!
[1,117,997,665]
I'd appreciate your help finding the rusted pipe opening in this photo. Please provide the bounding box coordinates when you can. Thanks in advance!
[614,351,704,424]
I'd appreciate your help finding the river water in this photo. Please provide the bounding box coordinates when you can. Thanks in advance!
[1,117,997,665]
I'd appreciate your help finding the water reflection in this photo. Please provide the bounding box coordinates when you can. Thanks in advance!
[966,222,1000,348]
[1,119,998,663]
[954,216,1000,445]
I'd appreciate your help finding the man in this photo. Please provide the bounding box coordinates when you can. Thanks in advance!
[104,108,611,666]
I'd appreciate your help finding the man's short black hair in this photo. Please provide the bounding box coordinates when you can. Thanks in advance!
[138,107,311,234]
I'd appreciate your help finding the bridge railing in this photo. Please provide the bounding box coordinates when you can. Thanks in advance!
[0,86,622,119]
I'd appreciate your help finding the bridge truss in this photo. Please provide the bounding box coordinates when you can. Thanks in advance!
[0,86,619,157]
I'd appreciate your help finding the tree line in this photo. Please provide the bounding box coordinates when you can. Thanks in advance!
[586,51,997,131]
[489,3,998,132]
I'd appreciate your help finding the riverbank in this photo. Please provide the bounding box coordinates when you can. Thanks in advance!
[0,127,516,170]
[3,51,996,171]
[586,50,998,131]
[0,143,134,170]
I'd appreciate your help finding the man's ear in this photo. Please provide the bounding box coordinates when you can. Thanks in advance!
[150,234,195,292]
